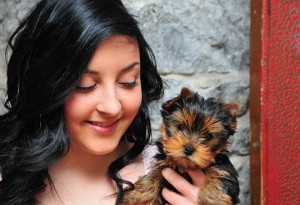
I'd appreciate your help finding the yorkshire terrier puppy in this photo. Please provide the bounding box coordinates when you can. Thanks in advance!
[122,87,240,205]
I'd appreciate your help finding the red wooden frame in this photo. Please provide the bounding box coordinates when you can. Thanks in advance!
[251,0,300,204]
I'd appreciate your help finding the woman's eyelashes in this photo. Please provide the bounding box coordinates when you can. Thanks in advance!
[119,81,138,88]
[76,84,97,93]
[75,81,138,93]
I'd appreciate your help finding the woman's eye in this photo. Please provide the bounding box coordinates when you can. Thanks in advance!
[75,84,97,93]
[119,81,137,87]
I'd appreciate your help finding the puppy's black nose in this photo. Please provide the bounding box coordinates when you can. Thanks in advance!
[184,145,195,156]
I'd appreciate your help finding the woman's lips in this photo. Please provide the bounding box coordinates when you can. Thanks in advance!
[86,119,120,134]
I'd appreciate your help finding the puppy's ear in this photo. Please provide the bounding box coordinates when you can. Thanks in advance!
[221,103,238,130]
[163,87,194,109]
[179,87,194,100]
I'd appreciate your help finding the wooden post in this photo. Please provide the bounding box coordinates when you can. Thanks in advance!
[250,0,262,204]
[251,0,300,204]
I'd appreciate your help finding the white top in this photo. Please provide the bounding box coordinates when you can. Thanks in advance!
[142,144,158,173]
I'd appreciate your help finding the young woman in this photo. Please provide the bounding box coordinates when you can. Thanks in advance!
[0,0,205,204]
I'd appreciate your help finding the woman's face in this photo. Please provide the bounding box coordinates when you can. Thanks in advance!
[64,35,142,156]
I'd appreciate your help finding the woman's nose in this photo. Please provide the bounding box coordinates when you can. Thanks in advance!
[96,88,121,116]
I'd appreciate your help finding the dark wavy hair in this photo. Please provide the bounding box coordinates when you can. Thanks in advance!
[0,0,164,204]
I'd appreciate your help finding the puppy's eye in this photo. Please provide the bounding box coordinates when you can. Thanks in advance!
[204,133,213,140]
[177,124,185,131]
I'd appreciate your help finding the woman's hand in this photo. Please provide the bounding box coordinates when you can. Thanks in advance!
[161,168,206,205]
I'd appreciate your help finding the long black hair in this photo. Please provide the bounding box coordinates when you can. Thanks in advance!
[0,0,164,204]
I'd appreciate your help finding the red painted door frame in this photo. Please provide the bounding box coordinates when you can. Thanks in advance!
[250,0,300,204]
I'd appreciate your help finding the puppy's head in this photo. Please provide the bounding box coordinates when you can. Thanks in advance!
[160,87,238,170]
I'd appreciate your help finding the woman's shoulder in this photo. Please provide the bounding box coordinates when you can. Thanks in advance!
[120,144,158,183]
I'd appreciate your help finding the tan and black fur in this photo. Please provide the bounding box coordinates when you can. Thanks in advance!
[122,87,240,205]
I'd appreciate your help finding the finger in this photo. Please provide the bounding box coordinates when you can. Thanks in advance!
[187,169,207,186]
[162,188,181,205]
[162,188,198,205]
[162,168,198,199]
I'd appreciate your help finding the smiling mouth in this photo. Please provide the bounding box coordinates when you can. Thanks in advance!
[88,120,119,127]
[85,119,121,134]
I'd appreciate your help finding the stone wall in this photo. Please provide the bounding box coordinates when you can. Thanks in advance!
[0,0,250,204]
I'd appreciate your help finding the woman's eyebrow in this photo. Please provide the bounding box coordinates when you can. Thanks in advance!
[86,61,140,74]
[121,62,140,72]
[85,70,98,74]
